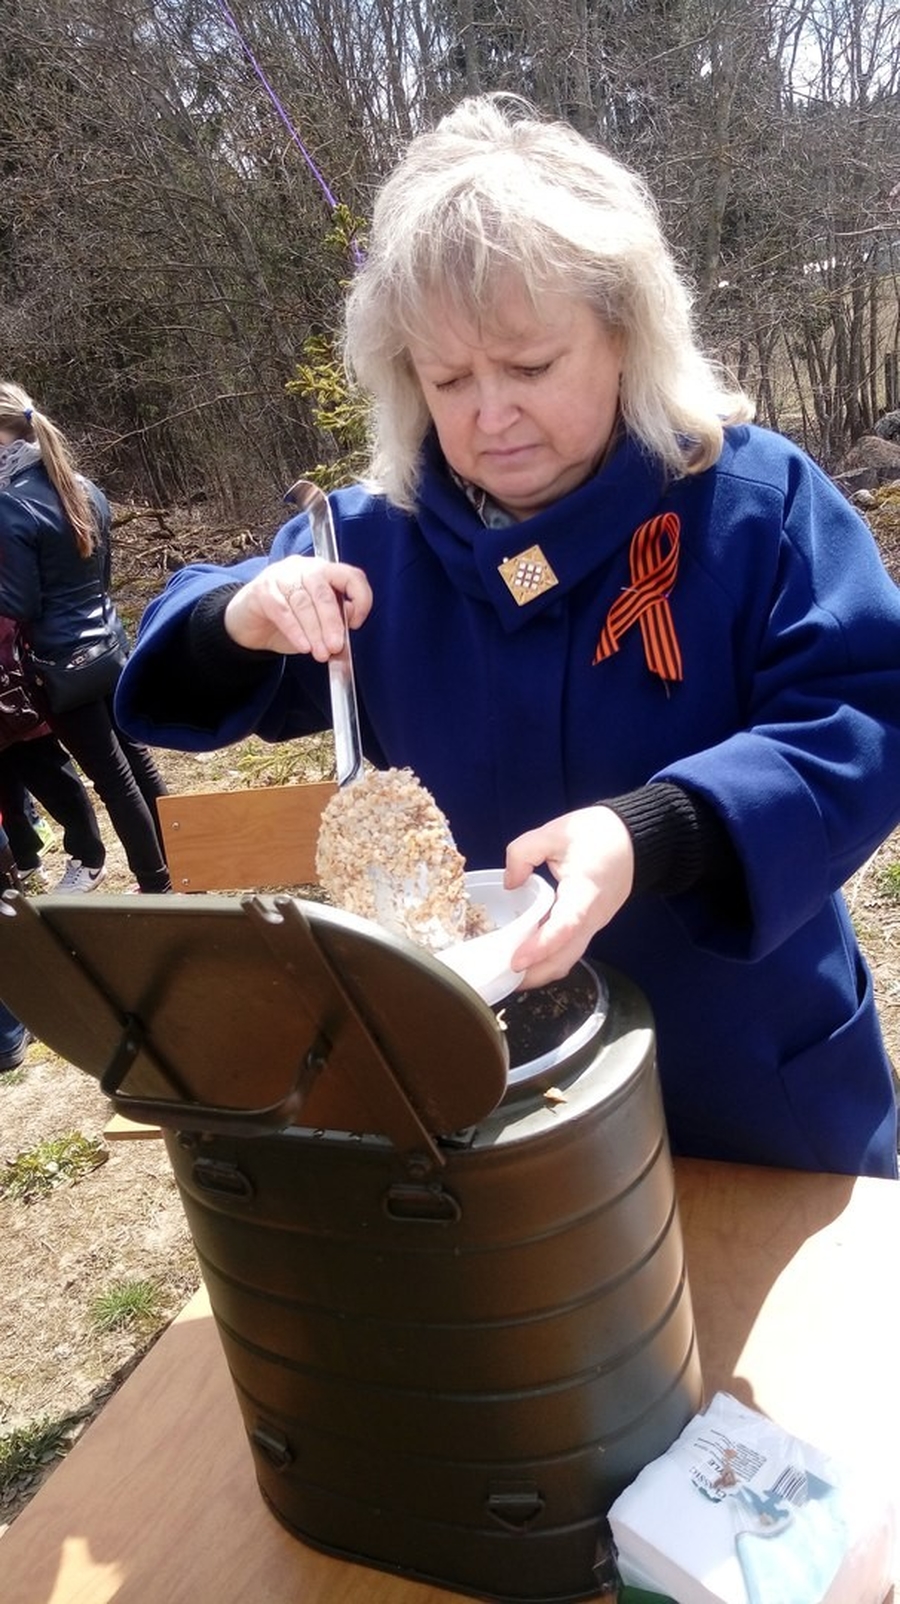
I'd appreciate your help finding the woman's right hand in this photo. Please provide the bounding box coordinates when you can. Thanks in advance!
[504,806,635,989]
[222,555,373,661]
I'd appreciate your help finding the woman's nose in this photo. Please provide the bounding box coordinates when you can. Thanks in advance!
[475,379,519,433]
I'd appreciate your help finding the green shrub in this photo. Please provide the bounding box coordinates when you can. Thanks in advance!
[875,861,900,899]
[0,1415,81,1495]
[0,1133,107,1202]
[286,206,370,491]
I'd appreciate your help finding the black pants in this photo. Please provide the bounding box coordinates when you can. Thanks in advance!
[0,734,106,870]
[47,691,171,893]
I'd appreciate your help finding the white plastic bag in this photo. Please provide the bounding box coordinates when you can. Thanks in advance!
[609,1393,895,1604]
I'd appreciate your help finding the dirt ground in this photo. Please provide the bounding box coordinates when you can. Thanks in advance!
[0,742,248,1528]
[1,491,899,1531]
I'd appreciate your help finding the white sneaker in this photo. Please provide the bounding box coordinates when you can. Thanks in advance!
[53,859,107,894]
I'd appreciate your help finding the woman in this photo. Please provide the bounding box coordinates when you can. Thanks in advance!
[0,383,171,893]
[116,96,900,1176]
[0,612,109,890]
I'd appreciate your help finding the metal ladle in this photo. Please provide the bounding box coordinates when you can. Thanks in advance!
[284,478,363,786]
[283,480,469,949]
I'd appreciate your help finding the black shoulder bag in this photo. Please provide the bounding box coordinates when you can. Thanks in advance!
[0,628,45,749]
[25,568,129,717]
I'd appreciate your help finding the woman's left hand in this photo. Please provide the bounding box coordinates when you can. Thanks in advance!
[504,807,635,990]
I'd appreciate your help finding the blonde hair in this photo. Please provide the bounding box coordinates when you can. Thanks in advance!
[0,380,96,556]
[343,95,753,510]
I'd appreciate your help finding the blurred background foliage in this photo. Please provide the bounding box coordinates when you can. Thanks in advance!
[2,0,899,514]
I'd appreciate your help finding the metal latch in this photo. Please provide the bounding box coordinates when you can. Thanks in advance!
[486,1482,546,1530]
[383,1180,462,1223]
[192,1157,254,1200]
[250,1423,293,1470]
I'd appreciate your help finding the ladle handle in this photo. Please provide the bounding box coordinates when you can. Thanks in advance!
[284,479,364,785]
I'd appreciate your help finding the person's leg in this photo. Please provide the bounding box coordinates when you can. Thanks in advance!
[0,755,45,870]
[112,716,169,854]
[46,700,171,893]
[0,736,106,870]
[0,997,30,1070]
[0,825,32,1067]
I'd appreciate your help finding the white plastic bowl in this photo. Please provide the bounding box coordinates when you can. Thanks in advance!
[437,869,555,1006]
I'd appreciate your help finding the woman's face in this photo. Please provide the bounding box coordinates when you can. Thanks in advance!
[0,426,21,447]
[407,284,623,520]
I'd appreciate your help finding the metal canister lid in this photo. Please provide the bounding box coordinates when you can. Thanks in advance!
[494,961,610,1098]
[0,890,511,1155]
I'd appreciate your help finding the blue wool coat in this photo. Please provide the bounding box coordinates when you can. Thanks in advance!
[117,425,900,1177]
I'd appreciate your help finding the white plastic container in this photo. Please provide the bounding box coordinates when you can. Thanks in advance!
[438,869,555,1005]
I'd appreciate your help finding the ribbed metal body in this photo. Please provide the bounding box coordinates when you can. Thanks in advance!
[165,964,702,1603]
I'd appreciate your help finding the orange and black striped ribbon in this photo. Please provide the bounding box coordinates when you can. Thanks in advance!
[593,512,683,682]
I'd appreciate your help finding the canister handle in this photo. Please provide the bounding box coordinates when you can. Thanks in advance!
[100,1012,327,1137]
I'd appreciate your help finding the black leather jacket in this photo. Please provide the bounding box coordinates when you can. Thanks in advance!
[0,463,127,658]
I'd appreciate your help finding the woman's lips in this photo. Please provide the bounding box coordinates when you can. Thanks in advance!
[480,443,540,464]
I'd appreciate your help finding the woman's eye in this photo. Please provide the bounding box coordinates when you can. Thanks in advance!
[434,376,463,392]
[515,363,551,379]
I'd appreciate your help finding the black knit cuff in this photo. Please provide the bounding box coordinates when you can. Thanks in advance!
[188,584,275,691]
[603,782,735,896]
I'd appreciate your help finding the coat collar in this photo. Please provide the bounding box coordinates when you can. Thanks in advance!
[414,431,668,632]
[0,440,41,491]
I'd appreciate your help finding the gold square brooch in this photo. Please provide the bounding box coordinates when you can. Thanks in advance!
[497,544,559,606]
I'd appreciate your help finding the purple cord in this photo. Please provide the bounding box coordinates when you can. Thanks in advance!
[214,0,365,266]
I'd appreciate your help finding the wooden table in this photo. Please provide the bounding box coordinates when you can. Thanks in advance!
[3,1159,898,1604]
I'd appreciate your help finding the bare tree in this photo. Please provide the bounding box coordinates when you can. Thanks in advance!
[2,0,898,506]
